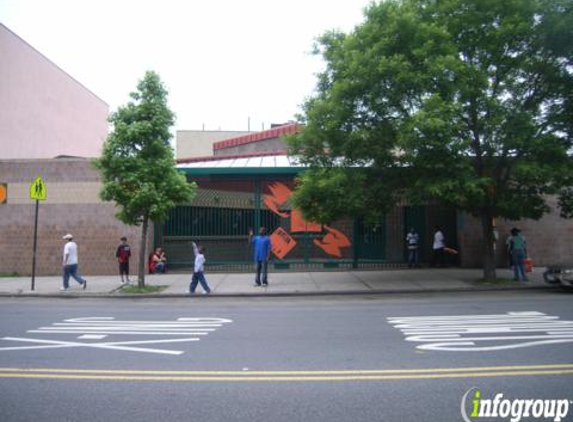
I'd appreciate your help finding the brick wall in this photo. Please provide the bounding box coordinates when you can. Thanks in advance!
[457,198,573,267]
[0,159,153,276]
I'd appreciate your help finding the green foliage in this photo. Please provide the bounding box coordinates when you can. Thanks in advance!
[290,0,573,225]
[94,71,196,225]
[119,284,168,294]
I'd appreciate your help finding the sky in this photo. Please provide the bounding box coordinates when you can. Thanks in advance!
[0,0,369,132]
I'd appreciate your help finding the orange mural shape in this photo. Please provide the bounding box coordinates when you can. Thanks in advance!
[313,225,351,258]
[263,182,291,218]
[0,184,6,204]
[290,209,322,233]
[270,227,297,260]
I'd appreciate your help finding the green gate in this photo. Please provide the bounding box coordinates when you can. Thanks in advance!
[354,218,387,261]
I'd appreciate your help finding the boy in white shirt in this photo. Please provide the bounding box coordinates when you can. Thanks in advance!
[431,225,446,267]
[189,242,211,294]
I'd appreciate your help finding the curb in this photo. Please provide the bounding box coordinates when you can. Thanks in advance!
[0,284,556,299]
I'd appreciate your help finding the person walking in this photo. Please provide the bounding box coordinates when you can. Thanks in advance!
[431,225,446,267]
[189,241,210,294]
[406,227,420,268]
[61,233,87,291]
[508,228,528,282]
[116,236,132,284]
[249,227,272,286]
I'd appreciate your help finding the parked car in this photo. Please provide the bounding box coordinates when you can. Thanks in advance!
[543,263,573,291]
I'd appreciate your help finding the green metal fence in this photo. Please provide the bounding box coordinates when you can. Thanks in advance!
[156,175,458,271]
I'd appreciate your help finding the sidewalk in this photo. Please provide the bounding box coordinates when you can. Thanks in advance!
[0,267,551,298]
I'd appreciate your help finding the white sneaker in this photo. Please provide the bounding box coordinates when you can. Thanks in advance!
[60,287,69,292]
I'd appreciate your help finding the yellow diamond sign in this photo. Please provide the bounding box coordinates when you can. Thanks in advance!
[30,176,47,201]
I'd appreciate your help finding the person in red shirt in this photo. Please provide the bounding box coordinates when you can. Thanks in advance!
[116,236,132,284]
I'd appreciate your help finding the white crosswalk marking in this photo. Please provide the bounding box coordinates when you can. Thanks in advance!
[388,311,573,352]
[0,317,233,355]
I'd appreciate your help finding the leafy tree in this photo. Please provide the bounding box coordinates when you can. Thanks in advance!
[290,0,573,281]
[94,71,196,287]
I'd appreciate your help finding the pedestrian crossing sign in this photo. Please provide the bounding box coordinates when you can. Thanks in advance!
[30,176,47,201]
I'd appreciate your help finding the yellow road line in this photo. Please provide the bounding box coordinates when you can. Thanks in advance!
[0,363,572,375]
[0,370,572,381]
[0,365,571,382]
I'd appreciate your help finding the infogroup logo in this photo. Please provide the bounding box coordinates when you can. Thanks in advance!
[461,387,571,422]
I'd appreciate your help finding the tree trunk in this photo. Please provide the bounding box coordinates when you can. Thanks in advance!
[480,212,497,283]
[138,216,149,288]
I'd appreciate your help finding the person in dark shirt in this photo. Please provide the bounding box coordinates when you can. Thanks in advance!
[249,227,272,286]
[116,236,132,284]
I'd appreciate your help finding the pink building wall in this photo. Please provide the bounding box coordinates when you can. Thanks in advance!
[0,24,108,159]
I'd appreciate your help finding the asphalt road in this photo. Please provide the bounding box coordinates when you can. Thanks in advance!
[0,291,572,422]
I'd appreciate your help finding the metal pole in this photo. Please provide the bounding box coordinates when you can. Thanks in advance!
[31,199,39,291]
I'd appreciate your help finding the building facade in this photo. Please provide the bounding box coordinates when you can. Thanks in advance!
[0,23,109,159]
[163,124,573,272]
[0,25,149,277]
[0,158,147,276]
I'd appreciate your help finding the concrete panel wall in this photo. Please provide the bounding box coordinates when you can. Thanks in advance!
[0,24,108,159]
[176,130,251,159]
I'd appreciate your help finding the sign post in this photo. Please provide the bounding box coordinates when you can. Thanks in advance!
[30,176,47,291]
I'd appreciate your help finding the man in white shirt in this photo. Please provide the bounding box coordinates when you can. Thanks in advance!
[61,233,87,291]
[431,225,446,267]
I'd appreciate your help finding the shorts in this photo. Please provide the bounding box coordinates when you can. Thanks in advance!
[119,262,129,275]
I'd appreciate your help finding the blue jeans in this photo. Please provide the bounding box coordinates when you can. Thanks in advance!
[190,271,210,293]
[408,248,419,266]
[255,260,268,285]
[62,264,85,288]
[512,250,528,281]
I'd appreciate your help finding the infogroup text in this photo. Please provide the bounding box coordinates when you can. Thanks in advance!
[461,388,571,422]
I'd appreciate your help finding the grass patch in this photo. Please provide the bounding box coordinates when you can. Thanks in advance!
[119,284,168,294]
[0,272,20,278]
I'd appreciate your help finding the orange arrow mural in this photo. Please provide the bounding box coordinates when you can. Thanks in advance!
[263,182,291,218]
[0,184,6,204]
[263,181,352,259]
[313,225,351,258]
[290,209,322,233]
